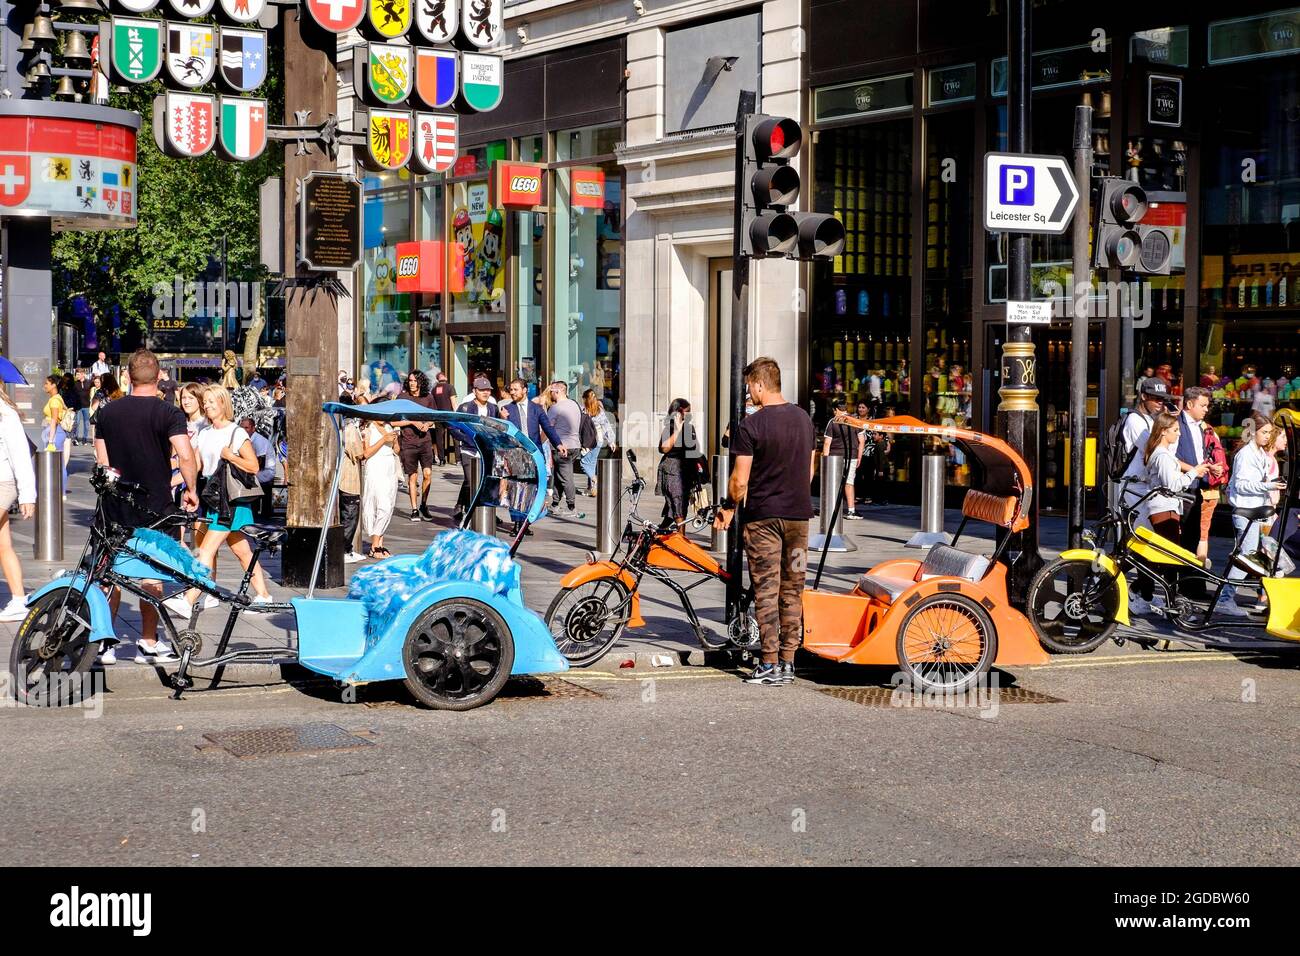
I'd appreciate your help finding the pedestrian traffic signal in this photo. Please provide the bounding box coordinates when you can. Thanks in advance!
[739,115,844,260]
[1092,178,1171,275]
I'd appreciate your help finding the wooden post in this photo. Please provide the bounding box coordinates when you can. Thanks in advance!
[280,8,344,588]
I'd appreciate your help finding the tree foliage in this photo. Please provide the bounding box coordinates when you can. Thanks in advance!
[52,29,284,341]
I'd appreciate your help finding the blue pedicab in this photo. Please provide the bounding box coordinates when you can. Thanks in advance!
[7,400,568,710]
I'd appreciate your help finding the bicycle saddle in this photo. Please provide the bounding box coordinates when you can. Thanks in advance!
[1231,505,1275,522]
[241,524,288,545]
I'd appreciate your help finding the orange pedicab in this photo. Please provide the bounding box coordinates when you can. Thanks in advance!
[801,416,1050,693]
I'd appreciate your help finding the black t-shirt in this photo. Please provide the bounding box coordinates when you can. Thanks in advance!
[95,395,188,519]
[430,382,454,411]
[731,403,815,521]
[825,420,858,458]
[399,394,435,443]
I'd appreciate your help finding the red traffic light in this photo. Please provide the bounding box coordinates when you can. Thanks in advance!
[1107,182,1148,223]
[751,117,801,162]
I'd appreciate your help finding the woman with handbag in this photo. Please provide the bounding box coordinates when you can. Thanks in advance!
[164,385,273,618]
[41,375,72,494]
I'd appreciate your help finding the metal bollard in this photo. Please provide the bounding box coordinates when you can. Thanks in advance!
[34,449,63,561]
[906,453,953,549]
[595,456,623,555]
[464,455,497,536]
[808,454,856,553]
[711,454,729,553]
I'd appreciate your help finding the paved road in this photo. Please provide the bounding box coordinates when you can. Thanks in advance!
[1,645,1295,866]
[2,445,1297,865]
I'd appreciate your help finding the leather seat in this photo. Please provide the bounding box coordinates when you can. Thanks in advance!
[919,544,990,581]
[1232,505,1276,523]
[856,573,914,603]
[240,523,288,546]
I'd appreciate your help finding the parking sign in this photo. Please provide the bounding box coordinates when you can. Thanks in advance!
[984,152,1078,235]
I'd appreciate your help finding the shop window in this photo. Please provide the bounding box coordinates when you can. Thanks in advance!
[921,110,974,483]
[447,141,508,323]
[514,210,546,396]
[415,183,444,375]
[552,124,622,410]
[810,117,912,484]
[1199,57,1300,434]
[359,183,412,394]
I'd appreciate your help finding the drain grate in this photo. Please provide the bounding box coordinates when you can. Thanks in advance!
[201,723,375,758]
[496,676,604,702]
[819,684,1064,708]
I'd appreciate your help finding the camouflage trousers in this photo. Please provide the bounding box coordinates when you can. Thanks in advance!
[743,518,809,663]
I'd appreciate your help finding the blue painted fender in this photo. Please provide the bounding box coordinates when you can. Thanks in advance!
[344,579,568,683]
[26,575,118,645]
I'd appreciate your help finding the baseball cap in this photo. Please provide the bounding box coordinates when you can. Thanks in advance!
[473,376,492,390]
[1140,378,1169,398]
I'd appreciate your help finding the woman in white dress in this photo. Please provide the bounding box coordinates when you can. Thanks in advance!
[360,419,399,558]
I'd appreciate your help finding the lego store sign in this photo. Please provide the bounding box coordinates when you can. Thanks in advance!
[394,240,444,294]
[570,168,606,209]
[491,161,545,210]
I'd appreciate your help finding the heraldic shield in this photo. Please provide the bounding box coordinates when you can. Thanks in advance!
[165,21,218,88]
[154,92,218,158]
[218,96,268,162]
[109,17,163,85]
[360,109,413,170]
[414,47,457,109]
[367,0,412,39]
[410,113,458,174]
[218,27,268,93]
[305,0,366,33]
[352,42,413,106]
[415,0,458,43]
[462,0,500,48]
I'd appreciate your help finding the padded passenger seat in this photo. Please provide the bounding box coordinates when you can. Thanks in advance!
[856,545,991,604]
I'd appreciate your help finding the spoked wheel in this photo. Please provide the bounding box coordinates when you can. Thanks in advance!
[8,588,99,707]
[401,599,514,711]
[895,593,997,694]
[543,579,631,666]
[1026,557,1119,654]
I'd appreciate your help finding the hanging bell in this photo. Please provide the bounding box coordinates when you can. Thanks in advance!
[58,0,105,11]
[55,75,77,98]
[27,61,51,82]
[29,15,58,44]
[18,23,34,51]
[62,29,90,63]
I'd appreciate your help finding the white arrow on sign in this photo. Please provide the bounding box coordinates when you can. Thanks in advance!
[984,152,1080,235]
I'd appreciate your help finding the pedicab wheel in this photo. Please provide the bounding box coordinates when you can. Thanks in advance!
[543,579,630,666]
[1026,556,1119,655]
[8,588,98,707]
[895,592,997,695]
[402,599,514,711]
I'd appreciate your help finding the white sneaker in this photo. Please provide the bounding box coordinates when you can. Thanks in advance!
[246,594,275,613]
[163,595,194,620]
[134,640,178,663]
[0,596,28,622]
[98,644,117,665]
[202,594,221,609]
[344,551,365,564]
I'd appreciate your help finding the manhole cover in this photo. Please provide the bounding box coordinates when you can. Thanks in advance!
[496,676,604,701]
[819,685,1063,708]
[201,723,375,758]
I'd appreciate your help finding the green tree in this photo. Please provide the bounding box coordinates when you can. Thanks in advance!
[52,44,284,345]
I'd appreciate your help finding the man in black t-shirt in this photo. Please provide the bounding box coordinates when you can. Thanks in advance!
[94,349,199,662]
[714,357,816,686]
[429,371,456,465]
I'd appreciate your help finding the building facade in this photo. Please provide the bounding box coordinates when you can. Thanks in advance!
[338,0,1300,511]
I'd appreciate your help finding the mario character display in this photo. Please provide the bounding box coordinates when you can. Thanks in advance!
[473,209,504,305]
[452,206,476,294]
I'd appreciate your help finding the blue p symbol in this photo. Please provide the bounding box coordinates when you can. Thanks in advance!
[1001,165,1034,206]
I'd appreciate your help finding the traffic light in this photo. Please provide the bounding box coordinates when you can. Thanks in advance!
[1092,178,1172,275]
[739,115,845,260]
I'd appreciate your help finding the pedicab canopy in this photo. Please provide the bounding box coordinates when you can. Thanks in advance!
[842,415,1033,531]
[321,399,549,525]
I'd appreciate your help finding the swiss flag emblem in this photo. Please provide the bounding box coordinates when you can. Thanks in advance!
[0,157,32,207]
[305,0,365,32]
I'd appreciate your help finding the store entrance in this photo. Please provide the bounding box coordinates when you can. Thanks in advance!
[982,322,1106,515]
[450,334,505,398]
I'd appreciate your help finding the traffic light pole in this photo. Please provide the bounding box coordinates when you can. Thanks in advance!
[997,0,1043,589]
[726,91,756,623]
[1069,105,1093,548]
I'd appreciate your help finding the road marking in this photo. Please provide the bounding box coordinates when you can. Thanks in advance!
[562,670,730,683]
[1027,652,1244,671]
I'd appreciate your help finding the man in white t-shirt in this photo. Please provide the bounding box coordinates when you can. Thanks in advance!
[1118,378,1175,507]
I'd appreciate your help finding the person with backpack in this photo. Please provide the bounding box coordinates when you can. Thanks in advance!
[1111,379,1174,510]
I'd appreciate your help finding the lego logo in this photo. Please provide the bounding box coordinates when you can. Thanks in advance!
[510,176,540,192]
[397,255,419,277]
[574,180,601,197]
